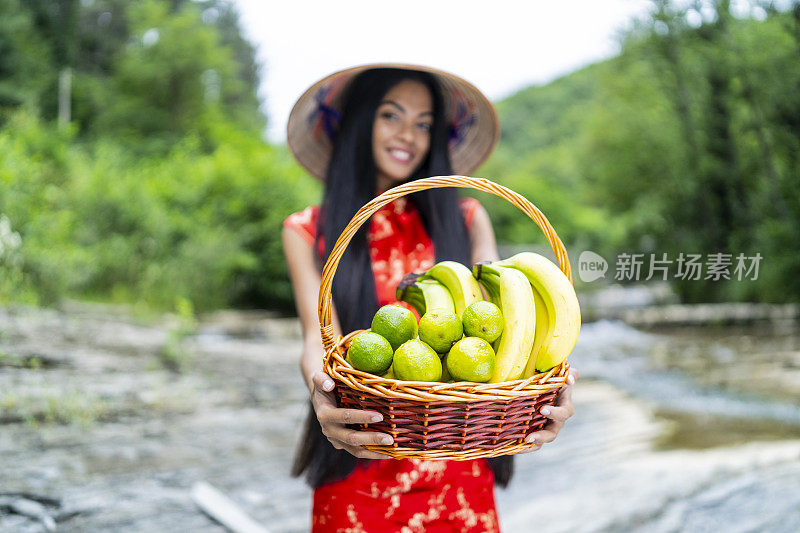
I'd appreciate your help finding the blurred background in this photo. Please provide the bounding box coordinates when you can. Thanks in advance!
[1,0,799,531]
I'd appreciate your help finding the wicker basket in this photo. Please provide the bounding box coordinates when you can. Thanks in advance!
[319,176,572,460]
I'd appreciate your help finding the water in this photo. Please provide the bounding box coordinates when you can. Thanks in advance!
[1,306,798,532]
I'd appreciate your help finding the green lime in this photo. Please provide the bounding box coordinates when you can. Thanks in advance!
[347,332,394,375]
[371,304,418,351]
[447,337,496,382]
[393,339,442,382]
[462,301,504,343]
[418,311,463,353]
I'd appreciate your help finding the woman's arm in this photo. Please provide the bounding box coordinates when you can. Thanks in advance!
[282,226,393,459]
[468,202,501,264]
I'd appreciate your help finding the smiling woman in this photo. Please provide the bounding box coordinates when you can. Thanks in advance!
[281,64,578,531]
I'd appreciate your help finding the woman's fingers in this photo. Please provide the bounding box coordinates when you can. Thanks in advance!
[526,427,559,445]
[310,379,394,457]
[539,404,574,423]
[518,442,543,454]
[317,404,384,425]
[331,427,394,447]
[522,368,579,451]
[312,371,335,392]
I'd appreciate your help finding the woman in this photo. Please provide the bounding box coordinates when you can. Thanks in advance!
[282,64,577,531]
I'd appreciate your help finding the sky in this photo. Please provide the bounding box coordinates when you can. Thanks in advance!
[232,0,654,143]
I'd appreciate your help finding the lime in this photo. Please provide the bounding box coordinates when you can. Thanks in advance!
[393,339,442,382]
[371,304,418,351]
[418,311,463,353]
[462,301,504,343]
[447,337,496,382]
[347,332,394,375]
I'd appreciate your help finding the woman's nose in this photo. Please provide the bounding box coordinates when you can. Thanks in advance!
[397,121,415,143]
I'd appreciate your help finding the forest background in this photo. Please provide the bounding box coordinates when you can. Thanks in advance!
[1,0,798,315]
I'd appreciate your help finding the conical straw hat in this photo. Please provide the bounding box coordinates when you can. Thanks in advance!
[287,63,500,180]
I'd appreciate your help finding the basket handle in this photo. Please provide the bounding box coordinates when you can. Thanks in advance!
[317,175,572,353]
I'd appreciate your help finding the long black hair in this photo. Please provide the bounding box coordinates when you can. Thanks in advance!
[291,68,513,488]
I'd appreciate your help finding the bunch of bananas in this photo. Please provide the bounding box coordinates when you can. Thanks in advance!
[398,253,581,382]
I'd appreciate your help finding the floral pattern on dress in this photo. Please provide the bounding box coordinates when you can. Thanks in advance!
[283,197,481,307]
[311,458,500,532]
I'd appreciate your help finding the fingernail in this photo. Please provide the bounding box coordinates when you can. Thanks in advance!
[541,407,551,416]
[323,380,334,391]
[567,375,575,385]
[381,436,393,445]
[526,436,536,444]
[371,414,382,423]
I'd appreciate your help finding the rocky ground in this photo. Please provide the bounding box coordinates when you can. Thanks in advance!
[1,303,799,532]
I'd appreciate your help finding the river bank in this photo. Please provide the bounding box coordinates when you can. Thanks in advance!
[1,303,799,532]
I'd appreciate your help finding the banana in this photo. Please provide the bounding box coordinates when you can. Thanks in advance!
[497,252,581,373]
[473,263,535,382]
[396,278,455,316]
[419,261,483,320]
[522,287,550,377]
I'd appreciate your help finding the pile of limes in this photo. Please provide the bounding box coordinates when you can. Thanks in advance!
[346,302,504,383]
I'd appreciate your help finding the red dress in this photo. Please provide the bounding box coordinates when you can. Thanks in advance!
[284,196,501,533]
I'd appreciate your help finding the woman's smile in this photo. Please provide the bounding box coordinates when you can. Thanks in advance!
[387,147,414,163]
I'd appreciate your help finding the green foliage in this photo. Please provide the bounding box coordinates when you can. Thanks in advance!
[485,3,800,304]
[0,109,319,311]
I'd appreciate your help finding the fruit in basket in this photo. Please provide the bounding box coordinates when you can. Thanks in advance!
[371,304,418,351]
[347,332,394,375]
[397,276,455,315]
[462,301,504,343]
[393,339,442,381]
[418,310,463,354]
[497,252,581,374]
[473,263,535,382]
[419,261,483,320]
[527,288,550,375]
[446,337,495,382]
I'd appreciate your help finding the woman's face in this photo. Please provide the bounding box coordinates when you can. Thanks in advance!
[372,79,433,189]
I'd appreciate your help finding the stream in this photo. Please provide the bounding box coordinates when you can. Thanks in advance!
[1,304,798,532]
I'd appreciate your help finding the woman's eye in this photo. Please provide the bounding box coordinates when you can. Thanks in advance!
[417,123,432,132]
[381,111,398,121]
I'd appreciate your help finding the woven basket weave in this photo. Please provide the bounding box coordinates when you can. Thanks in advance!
[319,176,572,460]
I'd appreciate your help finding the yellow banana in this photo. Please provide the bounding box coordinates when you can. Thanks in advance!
[497,252,580,372]
[473,263,535,382]
[396,278,455,316]
[419,261,483,320]
[522,287,550,377]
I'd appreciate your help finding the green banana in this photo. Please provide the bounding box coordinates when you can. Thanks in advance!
[473,263,535,382]
[397,278,455,316]
[419,261,483,320]
[496,252,581,373]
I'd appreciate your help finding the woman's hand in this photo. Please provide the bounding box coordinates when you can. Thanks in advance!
[522,368,579,452]
[311,371,395,460]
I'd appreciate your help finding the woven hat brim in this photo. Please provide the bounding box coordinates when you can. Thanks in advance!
[287,63,500,180]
